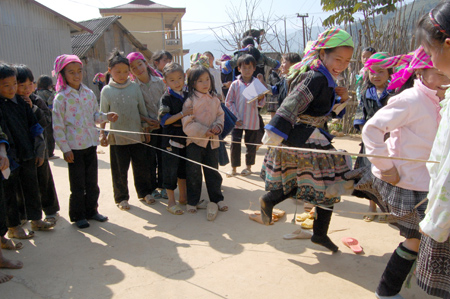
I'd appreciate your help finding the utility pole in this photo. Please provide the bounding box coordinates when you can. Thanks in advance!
[297,13,309,51]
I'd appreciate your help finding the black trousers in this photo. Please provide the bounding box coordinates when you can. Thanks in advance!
[230,128,258,167]
[0,181,7,237]
[68,146,100,222]
[186,143,223,206]
[37,159,60,215]
[46,123,55,157]
[4,159,42,227]
[162,146,186,190]
[110,143,155,203]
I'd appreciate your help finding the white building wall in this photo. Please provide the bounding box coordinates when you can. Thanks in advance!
[0,0,73,79]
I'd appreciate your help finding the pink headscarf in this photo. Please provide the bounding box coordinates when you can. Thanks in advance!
[126,52,161,80]
[52,54,82,92]
[365,46,433,90]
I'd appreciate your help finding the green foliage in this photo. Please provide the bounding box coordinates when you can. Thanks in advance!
[320,0,404,26]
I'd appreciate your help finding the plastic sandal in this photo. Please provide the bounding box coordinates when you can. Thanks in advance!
[240,169,252,176]
[117,200,130,210]
[166,205,184,215]
[341,237,363,254]
[217,201,228,212]
[283,229,312,240]
[206,202,218,221]
[301,218,314,229]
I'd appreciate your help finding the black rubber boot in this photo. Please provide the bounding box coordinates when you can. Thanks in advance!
[311,206,338,252]
[259,190,287,225]
[376,243,417,297]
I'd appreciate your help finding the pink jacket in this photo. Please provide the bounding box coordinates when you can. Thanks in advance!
[362,79,441,191]
[182,91,224,149]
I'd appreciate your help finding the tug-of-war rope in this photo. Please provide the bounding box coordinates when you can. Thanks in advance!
[95,126,432,219]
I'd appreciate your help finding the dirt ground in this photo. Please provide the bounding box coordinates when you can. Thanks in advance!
[0,131,435,298]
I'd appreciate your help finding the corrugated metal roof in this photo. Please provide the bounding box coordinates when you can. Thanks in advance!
[71,16,120,58]
[109,0,171,10]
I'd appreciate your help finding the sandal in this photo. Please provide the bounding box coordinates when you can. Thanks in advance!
[272,208,285,218]
[207,202,218,221]
[7,227,34,239]
[186,204,197,214]
[301,217,314,229]
[197,199,208,209]
[142,194,156,205]
[117,200,130,210]
[44,213,60,225]
[249,213,274,225]
[296,212,312,222]
[363,214,376,222]
[1,238,23,250]
[240,169,252,176]
[226,170,237,178]
[166,204,184,215]
[217,201,228,212]
[160,189,168,199]
[31,220,55,231]
[283,229,312,240]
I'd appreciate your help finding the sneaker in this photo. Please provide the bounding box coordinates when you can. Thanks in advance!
[151,189,162,199]
[160,189,168,199]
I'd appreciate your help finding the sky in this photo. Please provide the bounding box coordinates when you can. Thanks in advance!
[35,0,415,66]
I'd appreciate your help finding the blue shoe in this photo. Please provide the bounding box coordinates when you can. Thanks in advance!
[75,219,90,229]
[160,189,168,199]
[151,189,162,199]
[375,292,404,299]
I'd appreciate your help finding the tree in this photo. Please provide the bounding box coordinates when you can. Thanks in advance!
[321,0,405,27]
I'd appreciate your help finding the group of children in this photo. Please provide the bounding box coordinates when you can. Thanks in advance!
[0,2,449,297]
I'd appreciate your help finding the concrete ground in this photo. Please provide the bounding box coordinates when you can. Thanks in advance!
[1,132,435,298]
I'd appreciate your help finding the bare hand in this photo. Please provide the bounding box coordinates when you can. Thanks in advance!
[107,112,119,122]
[0,156,9,171]
[211,125,221,135]
[147,119,160,130]
[335,87,349,102]
[24,97,33,108]
[236,120,243,127]
[100,135,108,147]
[257,94,265,100]
[35,157,44,167]
[257,73,264,83]
[64,151,74,163]
[223,81,232,89]
[380,167,400,185]
[205,130,214,137]
[182,105,193,116]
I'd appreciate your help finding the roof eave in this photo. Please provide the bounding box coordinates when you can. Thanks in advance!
[99,8,186,14]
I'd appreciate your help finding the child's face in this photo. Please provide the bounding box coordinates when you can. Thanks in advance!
[238,63,256,80]
[109,63,129,84]
[17,79,34,98]
[419,68,450,100]
[320,46,353,78]
[63,62,83,90]
[155,55,172,72]
[0,76,17,99]
[204,53,214,68]
[368,66,390,89]
[361,51,373,65]
[423,40,450,79]
[130,59,149,81]
[280,58,293,75]
[163,71,184,92]
[194,72,211,94]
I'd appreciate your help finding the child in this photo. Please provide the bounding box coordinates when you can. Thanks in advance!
[100,50,153,211]
[36,75,57,159]
[52,54,118,229]
[182,65,226,219]
[259,27,354,252]
[158,62,189,215]
[15,65,60,224]
[415,4,450,298]
[361,46,450,299]
[203,51,224,100]
[226,54,265,177]
[270,52,302,116]
[360,47,377,76]
[353,52,393,222]
[152,50,173,77]
[0,63,52,237]
[127,52,167,200]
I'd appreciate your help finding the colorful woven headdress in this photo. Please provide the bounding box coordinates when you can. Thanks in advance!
[190,53,210,69]
[52,54,82,92]
[288,27,354,80]
[365,46,433,90]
